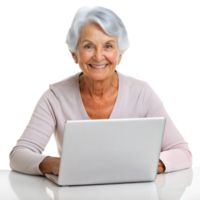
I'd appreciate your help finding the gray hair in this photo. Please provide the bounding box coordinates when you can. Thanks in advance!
[66,6,130,55]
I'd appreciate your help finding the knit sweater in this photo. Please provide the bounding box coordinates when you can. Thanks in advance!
[9,71,192,175]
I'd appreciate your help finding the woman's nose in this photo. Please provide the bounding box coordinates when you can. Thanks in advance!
[93,48,105,62]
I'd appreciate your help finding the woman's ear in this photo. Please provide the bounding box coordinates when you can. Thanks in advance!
[69,51,78,64]
[117,55,124,66]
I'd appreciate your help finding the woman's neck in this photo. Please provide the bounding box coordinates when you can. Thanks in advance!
[79,71,118,99]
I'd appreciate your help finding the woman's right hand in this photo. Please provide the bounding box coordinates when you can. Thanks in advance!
[51,158,61,175]
[39,157,60,175]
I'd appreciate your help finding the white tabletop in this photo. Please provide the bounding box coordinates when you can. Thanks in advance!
[0,168,199,200]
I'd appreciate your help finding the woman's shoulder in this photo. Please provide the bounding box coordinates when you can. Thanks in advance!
[50,73,78,88]
[38,71,81,101]
[118,71,148,90]
[118,71,163,108]
[48,72,80,99]
[118,71,158,99]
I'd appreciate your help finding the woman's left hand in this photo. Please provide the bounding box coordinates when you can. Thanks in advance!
[157,159,166,173]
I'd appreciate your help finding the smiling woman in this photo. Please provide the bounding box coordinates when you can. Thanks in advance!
[9,6,192,177]
[63,7,128,122]
[71,22,122,120]
[66,8,126,120]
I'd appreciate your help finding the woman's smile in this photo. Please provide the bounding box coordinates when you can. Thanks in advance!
[88,63,108,69]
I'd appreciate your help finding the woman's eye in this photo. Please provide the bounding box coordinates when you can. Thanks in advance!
[105,45,112,49]
[84,45,92,49]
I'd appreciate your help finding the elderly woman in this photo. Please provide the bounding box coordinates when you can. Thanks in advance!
[10,6,192,176]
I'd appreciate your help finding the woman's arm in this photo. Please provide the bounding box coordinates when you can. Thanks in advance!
[142,83,192,173]
[9,89,58,175]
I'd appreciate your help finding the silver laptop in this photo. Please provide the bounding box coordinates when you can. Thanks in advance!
[45,117,165,186]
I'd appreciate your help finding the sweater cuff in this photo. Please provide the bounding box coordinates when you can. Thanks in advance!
[159,151,172,173]
[10,149,49,175]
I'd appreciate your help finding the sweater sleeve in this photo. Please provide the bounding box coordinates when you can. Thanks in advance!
[9,89,58,175]
[142,83,192,173]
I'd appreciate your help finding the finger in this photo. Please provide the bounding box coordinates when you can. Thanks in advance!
[52,166,59,175]
[52,170,57,175]
[157,166,164,174]
[56,167,60,175]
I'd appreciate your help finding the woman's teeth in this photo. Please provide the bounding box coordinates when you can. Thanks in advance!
[90,64,107,68]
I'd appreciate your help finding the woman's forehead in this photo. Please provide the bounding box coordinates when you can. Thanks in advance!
[79,23,117,43]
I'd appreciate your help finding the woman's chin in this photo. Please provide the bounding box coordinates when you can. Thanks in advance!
[89,74,108,81]
[81,65,116,81]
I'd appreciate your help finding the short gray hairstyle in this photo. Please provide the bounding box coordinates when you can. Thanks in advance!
[66,6,130,55]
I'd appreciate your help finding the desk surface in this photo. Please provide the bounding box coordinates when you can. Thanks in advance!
[0,168,199,200]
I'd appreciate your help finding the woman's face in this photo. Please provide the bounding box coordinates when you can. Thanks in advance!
[71,23,122,81]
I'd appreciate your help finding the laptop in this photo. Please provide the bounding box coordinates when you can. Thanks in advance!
[45,117,165,186]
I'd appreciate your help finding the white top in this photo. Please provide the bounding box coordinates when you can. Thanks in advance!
[9,71,192,175]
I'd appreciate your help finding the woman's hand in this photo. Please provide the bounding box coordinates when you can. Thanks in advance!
[51,159,60,175]
[157,159,166,174]
[39,157,60,175]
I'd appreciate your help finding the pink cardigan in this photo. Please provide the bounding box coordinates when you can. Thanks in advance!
[9,71,192,175]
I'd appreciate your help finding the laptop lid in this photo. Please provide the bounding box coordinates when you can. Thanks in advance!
[58,117,165,186]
